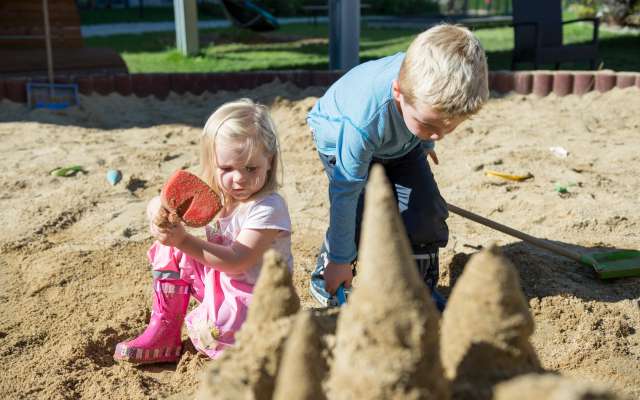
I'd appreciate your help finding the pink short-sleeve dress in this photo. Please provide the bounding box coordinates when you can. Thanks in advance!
[147,192,292,359]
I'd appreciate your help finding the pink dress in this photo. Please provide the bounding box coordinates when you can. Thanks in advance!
[147,193,292,359]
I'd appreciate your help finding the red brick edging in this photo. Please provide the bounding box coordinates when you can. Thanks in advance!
[1,70,638,103]
[489,70,640,97]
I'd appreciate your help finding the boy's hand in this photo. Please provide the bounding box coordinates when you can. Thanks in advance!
[426,149,439,165]
[324,261,353,295]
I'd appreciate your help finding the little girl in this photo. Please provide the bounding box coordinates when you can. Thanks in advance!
[114,99,293,364]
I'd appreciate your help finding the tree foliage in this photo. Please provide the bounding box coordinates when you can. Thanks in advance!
[255,0,440,16]
[566,0,640,26]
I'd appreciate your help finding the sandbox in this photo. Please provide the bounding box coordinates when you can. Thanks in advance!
[0,82,638,399]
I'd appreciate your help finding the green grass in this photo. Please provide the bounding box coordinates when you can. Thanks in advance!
[85,22,640,73]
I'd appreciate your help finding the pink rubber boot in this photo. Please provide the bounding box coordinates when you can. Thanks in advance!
[114,279,190,364]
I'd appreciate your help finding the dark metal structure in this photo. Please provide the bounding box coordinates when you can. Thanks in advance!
[511,0,600,69]
[219,0,279,32]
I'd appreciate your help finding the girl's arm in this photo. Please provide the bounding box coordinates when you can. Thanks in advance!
[180,228,280,274]
[158,223,280,275]
[150,194,283,274]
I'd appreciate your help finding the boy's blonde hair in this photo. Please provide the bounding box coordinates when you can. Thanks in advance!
[200,98,280,201]
[398,24,489,117]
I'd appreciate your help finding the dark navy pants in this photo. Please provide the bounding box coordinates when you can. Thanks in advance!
[318,145,449,256]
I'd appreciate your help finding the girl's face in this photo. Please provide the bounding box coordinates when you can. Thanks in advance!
[214,137,272,202]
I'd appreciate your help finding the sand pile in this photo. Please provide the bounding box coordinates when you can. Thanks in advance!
[197,250,300,400]
[328,165,447,399]
[194,166,623,400]
[441,245,542,399]
[272,311,326,400]
[0,85,638,399]
[493,373,621,400]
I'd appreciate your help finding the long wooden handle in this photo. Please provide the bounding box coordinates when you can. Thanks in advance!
[447,203,583,263]
[42,0,54,85]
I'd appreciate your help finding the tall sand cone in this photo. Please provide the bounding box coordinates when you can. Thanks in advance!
[328,165,449,400]
[493,373,624,400]
[197,250,301,400]
[273,311,328,400]
[440,245,542,400]
[241,249,301,330]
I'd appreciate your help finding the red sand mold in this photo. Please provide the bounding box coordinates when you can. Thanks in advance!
[160,170,222,227]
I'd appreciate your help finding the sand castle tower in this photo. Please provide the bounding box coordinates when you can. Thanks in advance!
[328,165,449,399]
[273,311,327,400]
[197,250,300,400]
[440,245,541,400]
[493,373,623,400]
[239,249,300,328]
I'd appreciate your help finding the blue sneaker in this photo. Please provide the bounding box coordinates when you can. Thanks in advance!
[309,245,352,307]
[415,252,447,312]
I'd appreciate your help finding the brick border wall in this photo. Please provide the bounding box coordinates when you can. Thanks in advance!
[1,70,639,103]
[489,70,640,97]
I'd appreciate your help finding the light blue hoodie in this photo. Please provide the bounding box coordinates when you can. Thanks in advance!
[307,53,434,263]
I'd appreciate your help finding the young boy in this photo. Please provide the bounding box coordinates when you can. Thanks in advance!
[308,24,489,310]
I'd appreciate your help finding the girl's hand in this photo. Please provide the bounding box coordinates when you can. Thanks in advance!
[148,197,186,246]
[154,214,187,247]
[147,196,164,235]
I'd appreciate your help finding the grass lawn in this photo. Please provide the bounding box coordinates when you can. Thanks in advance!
[85,22,640,73]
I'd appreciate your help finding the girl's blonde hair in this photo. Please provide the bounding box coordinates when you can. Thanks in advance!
[398,24,489,117]
[200,98,281,201]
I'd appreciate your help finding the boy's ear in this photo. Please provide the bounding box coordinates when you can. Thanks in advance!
[392,79,402,102]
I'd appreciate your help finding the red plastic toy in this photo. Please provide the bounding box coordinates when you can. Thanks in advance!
[160,170,222,227]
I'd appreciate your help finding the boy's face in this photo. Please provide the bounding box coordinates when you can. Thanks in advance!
[392,80,466,141]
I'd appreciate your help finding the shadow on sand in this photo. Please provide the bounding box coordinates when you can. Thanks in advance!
[443,240,640,303]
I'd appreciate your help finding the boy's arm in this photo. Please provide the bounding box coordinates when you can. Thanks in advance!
[325,123,375,265]
[326,178,366,264]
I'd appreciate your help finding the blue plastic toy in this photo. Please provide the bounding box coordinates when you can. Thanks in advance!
[106,169,122,185]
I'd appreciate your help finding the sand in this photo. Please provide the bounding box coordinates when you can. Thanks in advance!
[329,165,448,400]
[493,373,622,400]
[196,250,300,400]
[441,245,541,399]
[0,82,638,399]
[272,310,326,400]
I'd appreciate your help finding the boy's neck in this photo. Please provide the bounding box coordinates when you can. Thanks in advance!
[394,98,404,117]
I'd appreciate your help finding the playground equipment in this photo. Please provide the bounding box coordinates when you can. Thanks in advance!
[175,0,279,56]
[328,0,360,71]
[0,0,127,77]
[215,0,358,71]
[27,0,79,109]
[511,0,599,69]
[220,0,279,32]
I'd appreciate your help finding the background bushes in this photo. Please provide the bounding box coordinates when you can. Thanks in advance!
[256,0,441,16]
[566,0,640,26]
